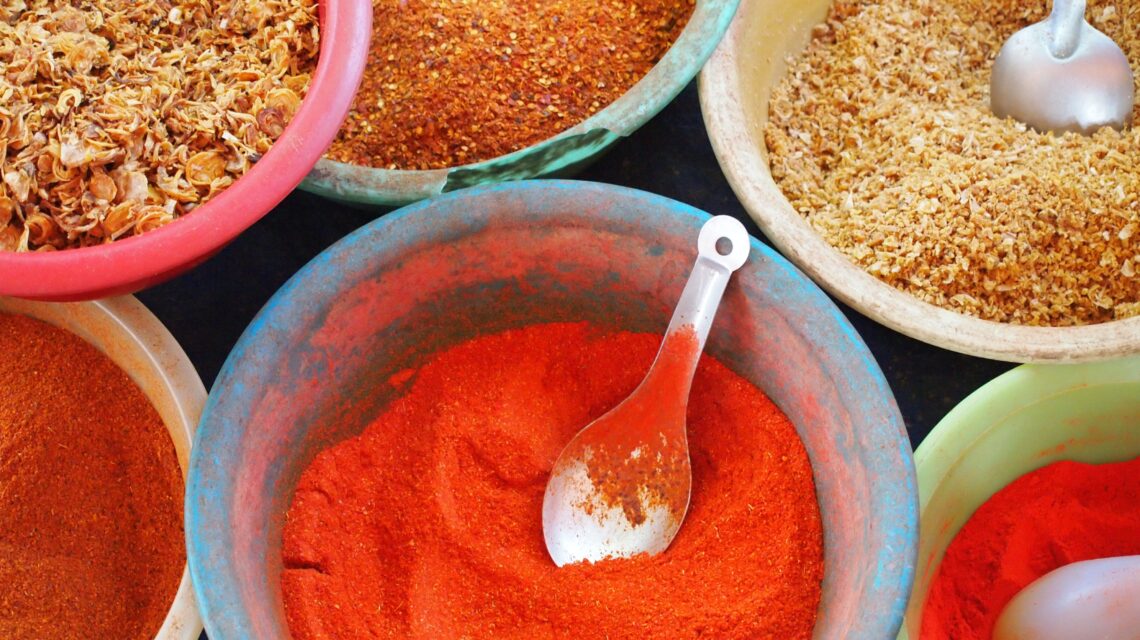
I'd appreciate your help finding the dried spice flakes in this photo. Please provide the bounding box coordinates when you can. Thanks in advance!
[766,0,1140,326]
[328,0,695,171]
[0,0,319,252]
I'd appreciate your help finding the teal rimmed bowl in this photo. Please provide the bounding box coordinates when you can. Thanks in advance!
[187,180,916,638]
[299,1,740,208]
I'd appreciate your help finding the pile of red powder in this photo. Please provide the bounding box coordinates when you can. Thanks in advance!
[281,322,824,638]
[921,457,1140,639]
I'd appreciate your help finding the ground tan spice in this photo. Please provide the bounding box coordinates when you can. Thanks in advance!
[327,0,694,171]
[766,0,1140,326]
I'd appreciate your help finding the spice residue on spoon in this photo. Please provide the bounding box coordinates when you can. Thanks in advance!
[570,325,699,528]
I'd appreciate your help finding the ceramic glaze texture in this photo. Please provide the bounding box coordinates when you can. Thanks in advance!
[0,0,372,301]
[186,180,916,639]
[298,0,740,207]
[698,0,1140,362]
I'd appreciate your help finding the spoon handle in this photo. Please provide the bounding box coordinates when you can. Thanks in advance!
[665,216,751,351]
[1048,0,1086,59]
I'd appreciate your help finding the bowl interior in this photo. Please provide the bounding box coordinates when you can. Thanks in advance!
[299,0,741,208]
[900,358,1140,638]
[188,180,916,639]
[0,296,207,640]
[698,0,1140,362]
[0,0,372,301]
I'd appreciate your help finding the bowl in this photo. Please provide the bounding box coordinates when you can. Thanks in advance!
[187,180,917,639]
[698,0,1140,363]
[898,356,1140,639]
[298,0,740,208]
[0,0,372,302]
[0,295,207,639]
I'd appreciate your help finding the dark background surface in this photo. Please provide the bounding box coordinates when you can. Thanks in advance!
[138,81,1016,450]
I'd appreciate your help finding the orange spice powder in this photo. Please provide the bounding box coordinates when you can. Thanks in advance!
[281,322,824,638]
[0,313,185,640]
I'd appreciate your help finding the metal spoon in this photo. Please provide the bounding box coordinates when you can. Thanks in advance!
[994,555,1140,640]
[991,0,1134,134]
[542,215,750,567]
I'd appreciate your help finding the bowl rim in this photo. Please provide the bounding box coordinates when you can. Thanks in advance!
[186,179,917,639]
[0,0,373,301]
[913,356,1140,494]
[697,0,1140,364]
[0,295,208,640]
[297,0,742,207]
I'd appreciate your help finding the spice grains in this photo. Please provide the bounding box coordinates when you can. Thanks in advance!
[766,0,1140,326]
[0,0,318,251]
[0,313,185,640]
[281,323,823,639]
[921,457,1140,639]
[327,0,695,170]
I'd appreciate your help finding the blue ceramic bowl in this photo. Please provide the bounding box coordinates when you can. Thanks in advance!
[187,180,917,638]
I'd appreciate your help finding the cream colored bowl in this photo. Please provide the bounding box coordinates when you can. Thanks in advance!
[0,296,206,640]
[698,0,1140,362]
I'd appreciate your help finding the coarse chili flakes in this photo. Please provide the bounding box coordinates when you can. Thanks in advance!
[327,0,695,171]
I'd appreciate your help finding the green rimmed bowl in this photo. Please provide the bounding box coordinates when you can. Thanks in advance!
[899,356,1140,638]
[299,0,740,208]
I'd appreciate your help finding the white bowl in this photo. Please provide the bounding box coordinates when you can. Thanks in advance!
[0,296,206,640]
[698,0,1140,362]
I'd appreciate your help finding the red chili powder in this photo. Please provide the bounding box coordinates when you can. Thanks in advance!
[281,322,823,638]
[0,313,185,640]
[921,457,1140,640]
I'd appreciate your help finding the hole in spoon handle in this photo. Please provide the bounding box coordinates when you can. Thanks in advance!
[666,217,752,346]
[697,216,751,272]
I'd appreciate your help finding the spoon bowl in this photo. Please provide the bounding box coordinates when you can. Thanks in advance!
[991,0,1134,134]
[994,555,1140,640]
[542,216,750,567]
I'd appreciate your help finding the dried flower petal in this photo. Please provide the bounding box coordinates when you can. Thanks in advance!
[0,0,319,252]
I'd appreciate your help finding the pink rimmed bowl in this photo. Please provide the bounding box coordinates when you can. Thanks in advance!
[0,0,372,301]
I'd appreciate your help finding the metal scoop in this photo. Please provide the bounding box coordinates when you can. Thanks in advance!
[541,216,750,567]
[991,0,1134,134]
[994,555,1140,640]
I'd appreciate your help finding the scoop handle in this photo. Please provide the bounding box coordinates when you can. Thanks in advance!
[665,216,751,350]
[1048,0,1086,59]
[994,555,1140,640]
